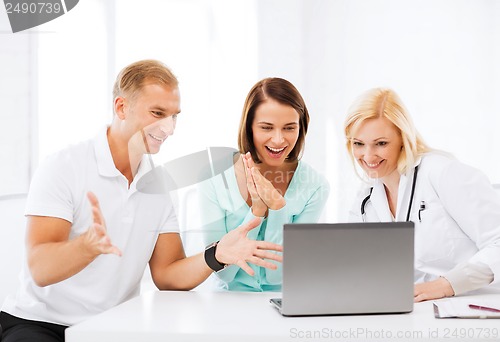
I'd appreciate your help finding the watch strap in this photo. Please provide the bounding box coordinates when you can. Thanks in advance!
[204,241,226,272]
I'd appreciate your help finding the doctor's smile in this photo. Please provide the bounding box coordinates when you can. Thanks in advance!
[361,159,385,172]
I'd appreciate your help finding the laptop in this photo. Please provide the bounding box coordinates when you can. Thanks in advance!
[270,222,414,316]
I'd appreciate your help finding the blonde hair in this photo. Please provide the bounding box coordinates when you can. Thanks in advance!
[112,59,178,101]
[344,88,431,175]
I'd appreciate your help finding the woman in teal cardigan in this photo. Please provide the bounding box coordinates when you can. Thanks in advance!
[199,77,330,291]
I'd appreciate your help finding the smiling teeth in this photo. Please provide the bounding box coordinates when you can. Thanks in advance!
[267,146,285,153]
[366,161,381,167]
[149,133,164,142]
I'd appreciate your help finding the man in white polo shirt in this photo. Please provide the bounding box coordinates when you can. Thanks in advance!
[0,60,282,342]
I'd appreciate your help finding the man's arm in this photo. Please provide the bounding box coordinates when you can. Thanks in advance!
[148,233,212,290]
[27,192,121,287]
[149,218,283,291]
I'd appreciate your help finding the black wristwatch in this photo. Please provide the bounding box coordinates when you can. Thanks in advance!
[204,241,227,272]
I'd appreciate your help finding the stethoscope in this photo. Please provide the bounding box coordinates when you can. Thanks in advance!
[361,165,425,222]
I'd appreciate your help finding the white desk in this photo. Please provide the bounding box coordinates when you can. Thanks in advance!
[66,290,500,342]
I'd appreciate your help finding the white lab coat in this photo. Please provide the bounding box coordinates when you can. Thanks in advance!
[349,152,500,294]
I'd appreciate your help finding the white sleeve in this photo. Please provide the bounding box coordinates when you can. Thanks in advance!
[436,160,500,290]
[444,261,494,295]
[158,194,180,233]
[25,153,76,222]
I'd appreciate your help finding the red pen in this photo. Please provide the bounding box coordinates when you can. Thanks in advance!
[469,304,500,313]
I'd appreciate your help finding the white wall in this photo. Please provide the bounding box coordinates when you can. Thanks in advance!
[0,195,27,305]
[0,9,35,195]
[36,0,112,160]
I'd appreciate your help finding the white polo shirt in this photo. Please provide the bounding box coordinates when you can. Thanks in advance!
[2,127,178,326]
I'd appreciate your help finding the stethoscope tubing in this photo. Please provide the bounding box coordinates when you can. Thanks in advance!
[361,165,419,222]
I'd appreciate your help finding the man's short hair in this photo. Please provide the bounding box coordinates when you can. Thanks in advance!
[112,59,178,100]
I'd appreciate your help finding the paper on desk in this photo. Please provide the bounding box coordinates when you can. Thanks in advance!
[433,298,500,319]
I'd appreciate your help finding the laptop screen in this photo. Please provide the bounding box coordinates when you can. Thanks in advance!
[279,222,414,316]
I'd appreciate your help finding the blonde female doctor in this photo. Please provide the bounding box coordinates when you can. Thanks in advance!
[345,87,500,302]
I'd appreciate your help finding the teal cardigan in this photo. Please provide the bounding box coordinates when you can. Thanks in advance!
[199,160,330,292]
